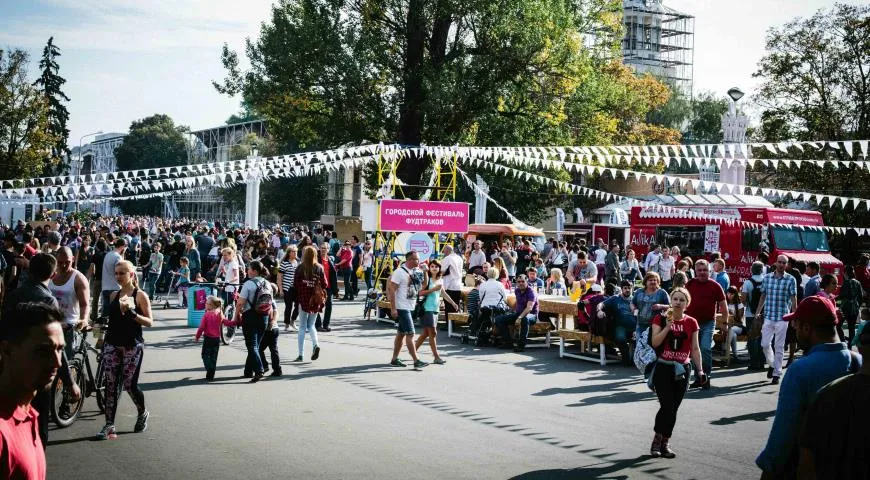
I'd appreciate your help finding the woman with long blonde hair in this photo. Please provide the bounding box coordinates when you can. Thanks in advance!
[96,260,154,440]
[293,245,328,362]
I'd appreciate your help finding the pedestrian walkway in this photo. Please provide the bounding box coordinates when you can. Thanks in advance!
[47,302,775,480]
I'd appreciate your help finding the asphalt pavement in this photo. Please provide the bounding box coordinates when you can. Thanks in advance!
[46,297,778,480]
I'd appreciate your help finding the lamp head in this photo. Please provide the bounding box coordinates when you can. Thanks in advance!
[727,87,744,103]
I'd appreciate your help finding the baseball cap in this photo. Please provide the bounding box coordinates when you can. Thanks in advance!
[851,321,870,348]
[783,296,838,326]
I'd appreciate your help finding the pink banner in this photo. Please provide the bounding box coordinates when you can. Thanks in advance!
[379,199,470,233]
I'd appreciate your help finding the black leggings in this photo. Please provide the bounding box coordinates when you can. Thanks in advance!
[283,288,299,325]
[653,363,689,437]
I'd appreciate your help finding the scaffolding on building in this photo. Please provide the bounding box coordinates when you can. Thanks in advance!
[622,0,694,96]
[167,119,267,222]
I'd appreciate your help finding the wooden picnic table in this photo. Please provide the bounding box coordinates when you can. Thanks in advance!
[459,287,576,329]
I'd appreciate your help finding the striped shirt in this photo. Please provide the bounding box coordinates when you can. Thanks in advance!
[760,272,797,322]
[278,259,299,292]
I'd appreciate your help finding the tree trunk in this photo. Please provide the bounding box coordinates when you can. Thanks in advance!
[396,0,427,192]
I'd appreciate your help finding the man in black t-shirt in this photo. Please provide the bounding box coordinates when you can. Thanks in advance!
[797,323,870,479]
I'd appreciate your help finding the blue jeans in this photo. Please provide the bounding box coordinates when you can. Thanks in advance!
[242,311,267,376]
[396,309,415,335]
[696,320,714,378]
[494,311,537,346]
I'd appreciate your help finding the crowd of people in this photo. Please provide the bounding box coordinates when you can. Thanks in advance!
[1,216,869,479]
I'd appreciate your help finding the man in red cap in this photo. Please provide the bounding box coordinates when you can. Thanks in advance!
[756,295,861,479]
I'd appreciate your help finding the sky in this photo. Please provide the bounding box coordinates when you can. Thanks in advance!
[0,0,862,147]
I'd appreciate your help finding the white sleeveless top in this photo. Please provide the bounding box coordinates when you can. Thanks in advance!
[49,272,80,326]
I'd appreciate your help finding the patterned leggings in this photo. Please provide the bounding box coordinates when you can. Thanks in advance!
[101,343,146,425]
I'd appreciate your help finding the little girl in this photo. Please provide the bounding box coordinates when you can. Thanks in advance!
[194,296,232,381]
[547,268,565,294]
[177,257,191,308]
[725,286,745,363]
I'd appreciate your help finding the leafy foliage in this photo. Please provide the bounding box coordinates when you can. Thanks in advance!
[33,37,71,174]
[114,114,189,215]
[0,49,56,181]
[752,3,870,228]
[215,0,679,223]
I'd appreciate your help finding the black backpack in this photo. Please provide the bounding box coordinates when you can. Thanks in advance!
[748,278,763,315]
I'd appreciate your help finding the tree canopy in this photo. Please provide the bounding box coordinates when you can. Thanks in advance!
[114,114,189,215]
[0,49,56,181]
[215,0,680,222]
[752,3,870,229]
[34,37,71,174]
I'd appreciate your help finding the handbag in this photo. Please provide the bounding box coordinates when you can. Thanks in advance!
[356,265,364,280]
[633,326,658,376]
[310,266,327,310]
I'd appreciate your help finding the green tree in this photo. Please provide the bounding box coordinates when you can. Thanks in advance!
[0,48,55,180]
[33,37,71,174]
[114,114,188,215]
[752,2,870,228]
[684,91,728,144]
[215,0,678,212]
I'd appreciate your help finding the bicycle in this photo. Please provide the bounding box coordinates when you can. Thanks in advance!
[218,282,241,345]
[50,316,109,428]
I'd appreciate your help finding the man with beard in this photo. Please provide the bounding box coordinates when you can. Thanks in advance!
[0,303,65,479]
[756,296,860,479]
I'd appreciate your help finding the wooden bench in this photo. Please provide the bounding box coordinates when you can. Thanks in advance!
[375,300,395,325]
[713,327,750,366]
[557,329,619,366]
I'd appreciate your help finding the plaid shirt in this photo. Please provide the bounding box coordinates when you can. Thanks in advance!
[761,272,796,322]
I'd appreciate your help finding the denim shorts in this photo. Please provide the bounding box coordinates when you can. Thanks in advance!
[396,309,415,335]
[421,311,437,328]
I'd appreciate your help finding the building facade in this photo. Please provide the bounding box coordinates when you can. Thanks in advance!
[321,167,363,227]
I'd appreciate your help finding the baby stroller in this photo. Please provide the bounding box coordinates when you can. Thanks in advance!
[463,306,505,347]
[363,289,383,321]
[153,271,184,309]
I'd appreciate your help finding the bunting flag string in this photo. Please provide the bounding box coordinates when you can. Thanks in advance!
[456,168,533,230]
[473,138,870,160]
[0,143,399,190]
[465,156,870,236]
[459,148,870,213]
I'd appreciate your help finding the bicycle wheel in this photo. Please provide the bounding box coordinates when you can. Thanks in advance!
[94,354,107,413]
[221,304,237,345]
[51,360,85,428]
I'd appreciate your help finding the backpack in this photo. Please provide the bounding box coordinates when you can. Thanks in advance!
[747,278,763,315]
[633,326,657,376]
[249,278,274,316]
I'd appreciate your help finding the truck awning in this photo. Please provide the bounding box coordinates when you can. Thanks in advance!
[783,252,842,266]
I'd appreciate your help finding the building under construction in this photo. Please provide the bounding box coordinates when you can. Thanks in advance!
[622,0,694,96]
[164,119,267,222]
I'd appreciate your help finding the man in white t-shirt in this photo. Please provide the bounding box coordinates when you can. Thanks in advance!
[657,249,676,291]
[467,241,487,272]
[387,251,427,369]
[643,245,662,275]
[440,245,464,315]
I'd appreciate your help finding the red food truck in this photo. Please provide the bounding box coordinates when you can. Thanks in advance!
[625,195,843,285]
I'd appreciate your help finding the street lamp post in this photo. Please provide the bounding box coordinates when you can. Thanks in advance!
[77,130,103,212]
[719,88,749,188]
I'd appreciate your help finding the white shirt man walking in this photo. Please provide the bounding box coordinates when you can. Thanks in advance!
[387,251,427,369]
[756,255,798,384]
[440,245,464,315]
[100,238,127,317]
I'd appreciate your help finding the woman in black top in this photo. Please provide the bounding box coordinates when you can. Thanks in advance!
[95,260,154,441]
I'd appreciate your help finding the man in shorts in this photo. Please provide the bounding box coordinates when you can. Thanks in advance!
[387,250,427,369]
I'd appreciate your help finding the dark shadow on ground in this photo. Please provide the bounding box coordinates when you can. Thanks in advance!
[710,410,776,426]
[507,455,673,480]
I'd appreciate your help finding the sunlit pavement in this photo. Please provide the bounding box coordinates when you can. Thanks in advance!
[47,299,774,480]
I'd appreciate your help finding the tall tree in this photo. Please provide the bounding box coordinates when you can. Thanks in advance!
[215,0,678,212]
[0,48,55,180]
[752,3,870,228]
[114,114,189,215]
[33,37,71,174]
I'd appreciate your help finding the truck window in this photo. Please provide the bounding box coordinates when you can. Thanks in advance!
[772,228,803,251]
[801,230,830,252]
[655,226,705,258]
[742,228,762,252]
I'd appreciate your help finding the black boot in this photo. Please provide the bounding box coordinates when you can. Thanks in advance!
[660,436,676,458]
[650,433,662,458]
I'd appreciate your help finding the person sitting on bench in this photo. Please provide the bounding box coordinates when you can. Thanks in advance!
[493,275,539,352]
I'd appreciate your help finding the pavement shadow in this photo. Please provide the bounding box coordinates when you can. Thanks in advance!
[507,455,671,480]
[47,430,134,446]
[710,409,776,426]
[139,375,209,391]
